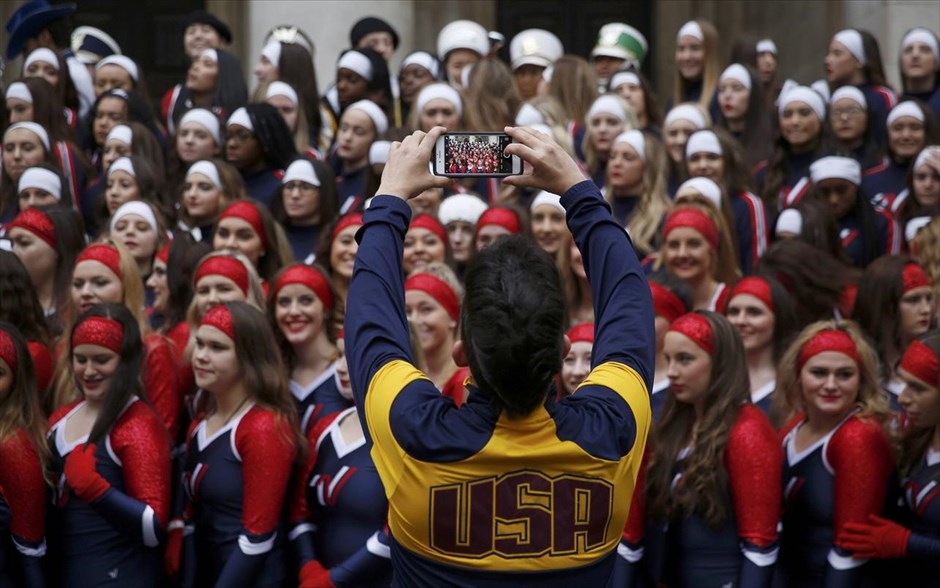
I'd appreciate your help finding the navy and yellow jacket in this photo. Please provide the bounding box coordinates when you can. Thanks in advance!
[345,180,653,586]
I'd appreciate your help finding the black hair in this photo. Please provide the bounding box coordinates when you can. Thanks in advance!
[339,47,393,119]
[170,49,248,130]
[0,250,50,345]
[460,235,565,418]
[277,42,323,139]
[245,103,299,170]
[38,206,86,336]
[807,177,882,268]
[714,64,773,168]
[163,234,212,332]
[70,303,144,444]
[87,89,163,149]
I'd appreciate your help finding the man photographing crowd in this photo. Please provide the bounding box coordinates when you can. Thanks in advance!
[345,125,653,585]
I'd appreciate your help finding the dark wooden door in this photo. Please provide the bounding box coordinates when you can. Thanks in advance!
[495,0,655,80]
[67,0,205,106]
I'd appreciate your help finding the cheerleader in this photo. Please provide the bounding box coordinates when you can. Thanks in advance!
[714,63,772,168]
[437,194,487,279]
[899,28,940,121]
[47,304,171,588]
[331,100,388,214]
[622,311,781,587]
[559,322,593,397]
[108,201,168,298]
[672,20,721,112]
[529,190,569,257]
[582,94,635,188]
[662,103,709,195]
[176,302,300,587]
[475,206,524,251]
[828,86,882,169]
[896,145,940,226]
[410,83,462,133]
[1,123,55,223]
[271,159,338,264]
[399,52,441,124]
[725,275,798,414]
[403,214,449,275]
[647,274,693,420]
[775,320,895,587]
[177,158,245,245]
[162,48,248,136]
[170,109,223,188]
[0,252,54,397]
[224,104,297,206]
[314,214,363,308]
[841,330,940,584]
[213,200,293,285]
[0,323,47,588]
[268,264,348,436]
[609,68,662,134]
[288,329,392,587]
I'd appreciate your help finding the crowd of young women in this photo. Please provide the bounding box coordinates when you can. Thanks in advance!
[1,6,939,587]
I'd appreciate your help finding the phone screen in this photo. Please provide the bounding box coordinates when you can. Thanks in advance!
[443,134,515,175]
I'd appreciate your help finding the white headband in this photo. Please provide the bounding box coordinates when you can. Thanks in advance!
[200,48,218,63]
[337,50,373,81]
[529,190,564,212]
[914,145,940,171]
[110,201,158,234]
[588,95,627,121]
[515,103,544,127]
[686,130,722,158]
[180,108,221,144]
[186,160,222,188]
[677,21,704,42]
[282,159,320,187]
[528,123,553,137]
[810,156,861,185]
[401,51,440,79]
[833,29,866,64]
[887,101,925,127]
[108,156,136,178]
[369,141,391,165]
[756,39,777,55]
[902,28,940,70]
[96,55,139,81]
[18,167,61,199]
[266,80,298,105]
[261,40,281,66]
[676,177,722,209]
[346,100,388,134]
[438,193,488,225]
[719,64,751,90]
[227,107,253,132]
[106,124,133,146]
[829,85,867,108]
[905,216,932,243]
[779,86,826,121]
[775,208,803,236]
[6,122,50,151]
[542,65,553,83]
[664,104,706,129]
[24,48,59,71]
[416,83,463,117]
[459,63,474,89]
[614,130,645,161]
[610,71,640,90]
[5,82,32,103]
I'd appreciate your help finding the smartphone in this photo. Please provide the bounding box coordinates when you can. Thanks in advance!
[433,132,522,177]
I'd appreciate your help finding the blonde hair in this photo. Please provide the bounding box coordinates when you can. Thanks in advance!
[605,131,672,256]
[548,55,599,125]
[912,217,940,296]
[582,94,638,175]
[673,19,721,111]
[773,320,891,427]
[654,202,741,286]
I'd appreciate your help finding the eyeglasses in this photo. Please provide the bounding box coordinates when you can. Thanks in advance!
[832,106,864,118]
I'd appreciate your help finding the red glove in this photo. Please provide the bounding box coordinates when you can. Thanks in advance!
[840,514,911,559]
[299,560,335,588]
[64,443,110,502]
[164,519,184,578]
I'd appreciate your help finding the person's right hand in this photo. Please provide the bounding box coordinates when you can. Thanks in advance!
[502,126,588,196]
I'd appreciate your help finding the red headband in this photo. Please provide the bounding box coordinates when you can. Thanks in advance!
[274,264,334,311]
[220,201,268,249]
[410,213,447,244]
[76,244,122,278]
[668,313,714,354]
[900,339,938,387]
[200,304,235,340]
[332,213,364,240]
[337,328,344,340]
[663,208,719,251]
[155,242,170,264]
[903,263,930,293]
[476,207,521,236]
[8,208,56,249]
[797,329,860,370]
[729,277,775,313]
[194,256,250,296]
[72,316,124,353]
[405,273,460,321]
[566,322,594,344]
[649,282,686,324]
[0,331,17,379]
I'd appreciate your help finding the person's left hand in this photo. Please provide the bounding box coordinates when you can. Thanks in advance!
[840,514,910,559]
[376,126,453,200]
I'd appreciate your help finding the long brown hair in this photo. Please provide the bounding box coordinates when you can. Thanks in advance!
[548,55,598,125]
[0,322,51,481]
[899,330,940,474]
[646,311,750,526]
[463,58,521,132]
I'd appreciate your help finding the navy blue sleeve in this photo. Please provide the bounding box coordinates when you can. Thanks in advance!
[908,532,940,558]
[562,180,655,390]
[89,488,165,547]
[329,530,392,587]
[345,195,414,438]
